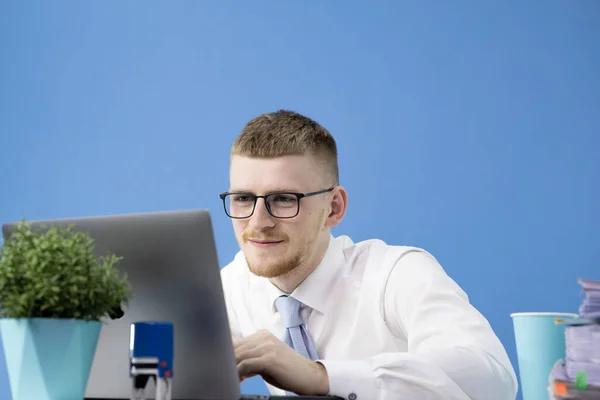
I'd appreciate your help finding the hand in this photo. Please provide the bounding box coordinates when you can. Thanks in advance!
[233,329,330,396]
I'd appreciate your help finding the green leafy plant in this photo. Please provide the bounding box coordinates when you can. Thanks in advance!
[0,220,132,321]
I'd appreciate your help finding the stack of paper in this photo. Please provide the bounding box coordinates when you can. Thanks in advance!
[550,360,600,400]
[579,279,600,319]
[549,278,600,399]
[565,323,600,386]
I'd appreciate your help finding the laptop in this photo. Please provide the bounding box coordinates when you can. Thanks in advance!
[2,210,339,400]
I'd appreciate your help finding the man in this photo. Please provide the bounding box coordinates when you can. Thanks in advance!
[219,110,518,400]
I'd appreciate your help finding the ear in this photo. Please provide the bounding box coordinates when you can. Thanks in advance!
[325,186,348,228]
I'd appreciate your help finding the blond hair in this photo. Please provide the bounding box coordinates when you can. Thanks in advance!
[231,110,339,185]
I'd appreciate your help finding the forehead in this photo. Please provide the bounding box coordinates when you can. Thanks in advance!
[229,154,322,192]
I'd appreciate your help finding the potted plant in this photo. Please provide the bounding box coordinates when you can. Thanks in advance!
[0,220,132,400]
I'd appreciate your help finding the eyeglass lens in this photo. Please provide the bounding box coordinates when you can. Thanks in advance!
[224,193,299,218]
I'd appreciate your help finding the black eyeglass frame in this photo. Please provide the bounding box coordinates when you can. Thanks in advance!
[218,187,335,219]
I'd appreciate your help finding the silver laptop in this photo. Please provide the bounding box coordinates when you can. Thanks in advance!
[2,210,339,400]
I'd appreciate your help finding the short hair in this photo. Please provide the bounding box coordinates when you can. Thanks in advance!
[231,109,339,185]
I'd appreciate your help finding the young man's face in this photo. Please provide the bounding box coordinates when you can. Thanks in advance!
[228,153,333,278]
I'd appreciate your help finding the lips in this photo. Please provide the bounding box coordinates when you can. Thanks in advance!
[247,239,284,248]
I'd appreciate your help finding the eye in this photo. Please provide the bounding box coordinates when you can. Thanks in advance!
[232,194,253,203]
[271,194,297,203]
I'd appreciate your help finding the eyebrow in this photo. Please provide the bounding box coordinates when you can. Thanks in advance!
[227,188,302,194]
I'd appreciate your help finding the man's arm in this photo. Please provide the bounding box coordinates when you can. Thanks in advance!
[319,250,518,400]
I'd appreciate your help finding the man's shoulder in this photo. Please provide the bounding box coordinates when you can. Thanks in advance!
[343,236,455,294]
[338,235,431,264]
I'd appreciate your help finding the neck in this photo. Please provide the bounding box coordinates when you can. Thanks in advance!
[269,234,331,293]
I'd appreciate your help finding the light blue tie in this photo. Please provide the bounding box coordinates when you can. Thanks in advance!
[275,295,319,361]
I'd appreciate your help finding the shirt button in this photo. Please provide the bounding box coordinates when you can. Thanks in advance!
[349,393,357,400]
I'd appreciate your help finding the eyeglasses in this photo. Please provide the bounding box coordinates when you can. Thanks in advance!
[219,187,334,219]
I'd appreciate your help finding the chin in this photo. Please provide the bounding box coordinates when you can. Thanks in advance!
[244,254,295,278]
[247,261,292,278]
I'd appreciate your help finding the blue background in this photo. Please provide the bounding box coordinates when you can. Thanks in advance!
[0,2,598,399]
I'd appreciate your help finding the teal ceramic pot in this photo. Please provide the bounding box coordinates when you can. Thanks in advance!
[0,318,102,400]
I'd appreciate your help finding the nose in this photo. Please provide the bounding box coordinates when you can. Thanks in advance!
[248,198,276,230]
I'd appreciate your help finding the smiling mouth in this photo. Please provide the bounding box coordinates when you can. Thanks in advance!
[247,239,284,248]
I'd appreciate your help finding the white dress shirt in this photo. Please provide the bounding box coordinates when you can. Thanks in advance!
[221,234,518,400]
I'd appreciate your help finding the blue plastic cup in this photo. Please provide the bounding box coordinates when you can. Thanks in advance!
[511,312,578,400]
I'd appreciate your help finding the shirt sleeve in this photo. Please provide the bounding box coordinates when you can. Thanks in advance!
[318,250,518,400]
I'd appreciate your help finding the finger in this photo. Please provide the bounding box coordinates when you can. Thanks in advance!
[234,333,275,355]
[237,355,269,380]
[233,331,262,350]
[233,336,246,349]
[235,342,268,364]
[240,373,257,382]
[234,338,258,357]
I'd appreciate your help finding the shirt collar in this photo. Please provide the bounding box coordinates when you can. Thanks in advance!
[267,234,348,315]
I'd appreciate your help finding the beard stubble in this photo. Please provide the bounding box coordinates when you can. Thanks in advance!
[243,210,326,278]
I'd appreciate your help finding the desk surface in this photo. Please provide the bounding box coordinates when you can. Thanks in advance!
[86,396,341,400]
